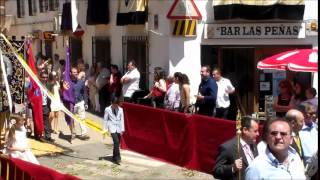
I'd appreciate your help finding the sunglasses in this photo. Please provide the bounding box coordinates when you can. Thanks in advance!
[269,131,289,137]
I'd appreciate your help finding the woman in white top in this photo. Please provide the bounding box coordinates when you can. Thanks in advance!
[48,71,62,134]
[164,75,180,111]
[144,67,167,108]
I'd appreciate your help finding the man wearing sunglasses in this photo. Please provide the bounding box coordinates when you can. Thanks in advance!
[245,119,306,179]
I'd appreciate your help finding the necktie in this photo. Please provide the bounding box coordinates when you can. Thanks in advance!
[113,108,116,116]
[295,135,302,156]
[244,144,254,161]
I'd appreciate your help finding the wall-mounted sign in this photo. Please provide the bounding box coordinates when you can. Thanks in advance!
[32,30,42,39]
[305,19,318,36]
[167,0,202,20]
[43,31,55,40]
[172,19,196,37]
[204,23,306,39]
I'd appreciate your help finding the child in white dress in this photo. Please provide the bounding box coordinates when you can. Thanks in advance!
[4,114,39,165]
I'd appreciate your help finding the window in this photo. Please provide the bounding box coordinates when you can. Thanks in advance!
[17,0,25,18]
[49,0,59,11]
[0,0,5,27]
[28,0,37,16]
[44,40,52,59]
[39,0,48,12]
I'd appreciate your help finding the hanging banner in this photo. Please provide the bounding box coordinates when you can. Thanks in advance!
[0,50,13,112]
[43,31,55,41]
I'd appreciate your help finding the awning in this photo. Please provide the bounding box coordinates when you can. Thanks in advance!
[116,0,148,26]
[213,0,305,20]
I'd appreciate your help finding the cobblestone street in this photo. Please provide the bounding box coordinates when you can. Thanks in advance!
[36,112,213,179]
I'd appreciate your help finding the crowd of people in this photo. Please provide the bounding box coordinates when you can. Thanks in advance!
[121,62,236,119]
[0,52,317,177]
[213,98,318,179]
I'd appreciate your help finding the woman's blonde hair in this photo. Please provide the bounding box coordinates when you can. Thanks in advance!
[6,124,17,146]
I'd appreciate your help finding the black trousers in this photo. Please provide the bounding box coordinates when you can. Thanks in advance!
[123,97,132,103]
[42,105,51,139]
[197,105,215,117]
[215,107,229,119]
[111,133,121,161]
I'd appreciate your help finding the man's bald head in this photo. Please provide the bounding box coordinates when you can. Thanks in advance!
[285,109,305,133]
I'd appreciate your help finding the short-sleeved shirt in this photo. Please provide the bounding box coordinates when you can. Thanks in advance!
[122,68,140,98]
[216,77,235,108]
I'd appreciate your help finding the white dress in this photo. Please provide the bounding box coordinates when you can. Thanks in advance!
[50,81,62,112]
[4,127,39,165]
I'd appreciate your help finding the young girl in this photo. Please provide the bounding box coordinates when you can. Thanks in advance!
[49,71,62,134]
[103,97,124,165]
[4,114,39,165]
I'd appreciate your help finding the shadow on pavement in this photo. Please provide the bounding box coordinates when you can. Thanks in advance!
[58,131,72,144]
[98,155,119,165]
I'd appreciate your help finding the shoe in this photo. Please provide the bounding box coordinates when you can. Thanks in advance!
[114,159,121,165]
[78,134,90,140]
[71,133,76,140]
[45,138,55,143]
[35,137,46,142]
[50,129,58,134]
[26,132,32,138]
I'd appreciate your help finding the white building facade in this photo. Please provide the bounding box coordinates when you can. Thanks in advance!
[5,0,318,117]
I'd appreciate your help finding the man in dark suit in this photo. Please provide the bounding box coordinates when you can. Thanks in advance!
[213,116,260,180]
[285,109,305,160]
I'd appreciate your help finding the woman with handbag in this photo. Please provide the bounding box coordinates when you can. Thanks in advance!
[143,67,167,108]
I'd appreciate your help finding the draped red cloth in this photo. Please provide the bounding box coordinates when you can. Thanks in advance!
[0,156,79,180]
[121,103,236,174]
[26,42,44,137]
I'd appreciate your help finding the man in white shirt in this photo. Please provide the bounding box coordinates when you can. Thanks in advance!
[212,68,235,119]
[121,60,140,102]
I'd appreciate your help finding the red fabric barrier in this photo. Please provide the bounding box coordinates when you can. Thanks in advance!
[121,103,195,166]
[121,103,236,174]
[192,115,235,173]
[0,156,79,180]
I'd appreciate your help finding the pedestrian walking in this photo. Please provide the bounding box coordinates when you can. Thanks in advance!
[103,97,125,165]
[63,67,90,141]
[39,71,54,142]
[195,66,217,117]
[48,71,62,134]
[212,68,235,119]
